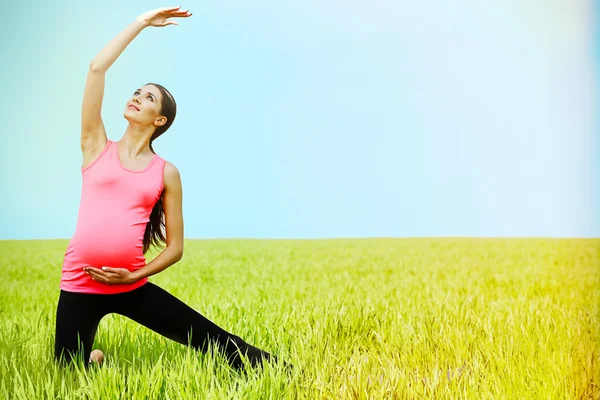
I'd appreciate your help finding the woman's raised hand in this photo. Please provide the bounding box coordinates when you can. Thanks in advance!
[136,6,192,28]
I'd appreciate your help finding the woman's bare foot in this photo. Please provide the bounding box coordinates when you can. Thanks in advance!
[88,349,105,366]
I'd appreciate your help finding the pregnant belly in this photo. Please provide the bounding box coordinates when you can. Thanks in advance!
[67,226,146,269]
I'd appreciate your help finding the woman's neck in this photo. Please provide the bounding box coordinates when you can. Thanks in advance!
[120,125,154,157]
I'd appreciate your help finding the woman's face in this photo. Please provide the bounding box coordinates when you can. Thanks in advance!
[123,84,165,128]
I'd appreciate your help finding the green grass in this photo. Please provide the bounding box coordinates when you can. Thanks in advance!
[0,238,598,399]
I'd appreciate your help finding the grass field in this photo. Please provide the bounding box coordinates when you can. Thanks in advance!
[0,238,598,399]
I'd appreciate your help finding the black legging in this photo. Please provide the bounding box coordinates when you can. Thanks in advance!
[54,281,273,368]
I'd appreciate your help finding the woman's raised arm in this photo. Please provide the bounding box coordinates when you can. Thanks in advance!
[81,6,192,165]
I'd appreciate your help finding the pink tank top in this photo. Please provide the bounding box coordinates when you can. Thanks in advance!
[61,140,166,294]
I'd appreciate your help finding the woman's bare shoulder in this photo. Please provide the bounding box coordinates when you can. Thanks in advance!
[163,161,181,187]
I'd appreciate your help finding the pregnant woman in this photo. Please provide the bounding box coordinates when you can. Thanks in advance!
[55,6,275,370]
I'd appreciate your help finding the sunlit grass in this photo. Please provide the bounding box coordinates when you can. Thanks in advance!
[1,238,598,399]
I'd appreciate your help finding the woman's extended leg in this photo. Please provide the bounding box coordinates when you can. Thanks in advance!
[54,290,108,366]
[112,282,274,368]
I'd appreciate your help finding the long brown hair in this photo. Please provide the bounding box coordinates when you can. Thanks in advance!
[142,83,176,254]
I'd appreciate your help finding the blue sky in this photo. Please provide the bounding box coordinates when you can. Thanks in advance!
[1,0,598,239]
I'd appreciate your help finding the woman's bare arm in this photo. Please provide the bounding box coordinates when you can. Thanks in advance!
[81,6,192,166]
[131,161,184,280]
[81,19,147,163]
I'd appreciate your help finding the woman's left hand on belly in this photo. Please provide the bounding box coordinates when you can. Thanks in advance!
[83,266,138,285]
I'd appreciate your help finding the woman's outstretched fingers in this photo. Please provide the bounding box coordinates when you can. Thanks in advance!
[137,6,192,28]
[166,8,191,18]
[169,11,191,19]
